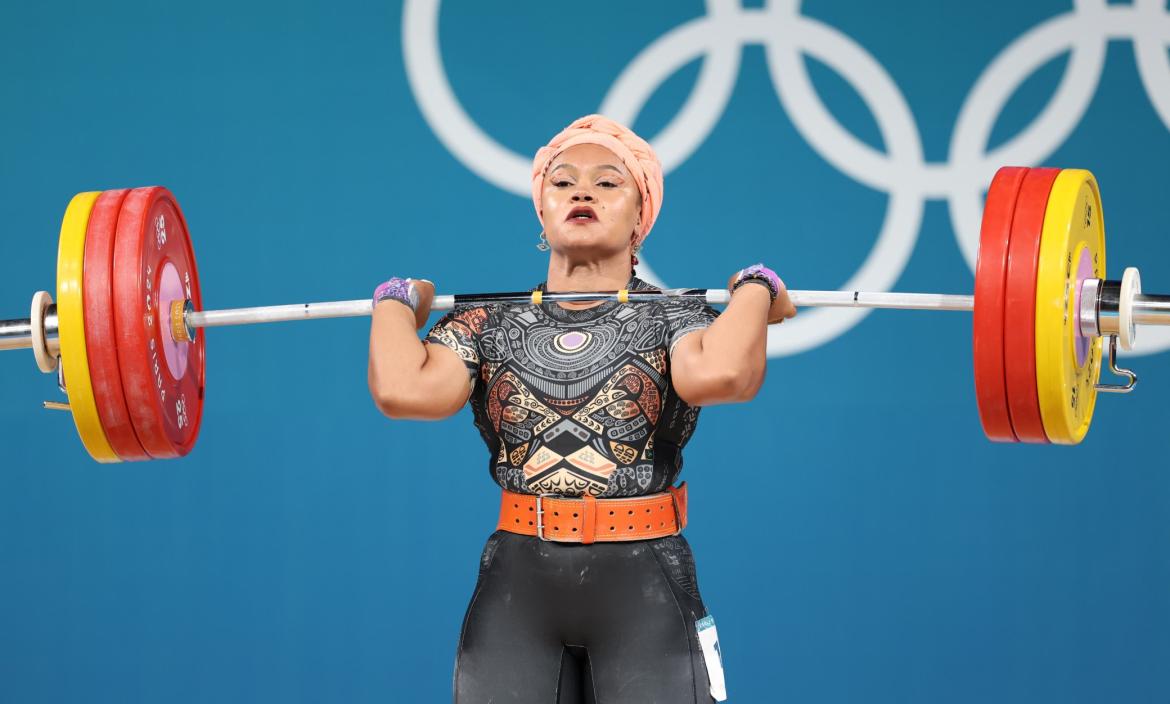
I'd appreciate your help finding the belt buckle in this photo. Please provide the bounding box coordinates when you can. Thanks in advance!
[534,493,564,541]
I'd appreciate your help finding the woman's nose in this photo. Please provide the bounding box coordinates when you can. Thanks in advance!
[571,191,594,202]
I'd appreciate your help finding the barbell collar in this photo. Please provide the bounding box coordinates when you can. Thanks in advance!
[1096,280,1123,337]
[1079,278,1104,338]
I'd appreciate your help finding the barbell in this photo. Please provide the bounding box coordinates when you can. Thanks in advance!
[1,168,1168,462]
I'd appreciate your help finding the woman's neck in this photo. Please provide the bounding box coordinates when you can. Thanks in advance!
[544,254,634,309]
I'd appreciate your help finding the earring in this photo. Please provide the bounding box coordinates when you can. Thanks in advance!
[536,230,550,252]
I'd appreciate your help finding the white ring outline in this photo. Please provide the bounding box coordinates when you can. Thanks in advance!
[403,0,1170,357]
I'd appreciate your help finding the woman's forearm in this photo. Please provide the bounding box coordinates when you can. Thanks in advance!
[367,301,429,411]
[693,284,771,393]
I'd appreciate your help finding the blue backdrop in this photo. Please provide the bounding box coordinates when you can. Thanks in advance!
[2,1,1168,702]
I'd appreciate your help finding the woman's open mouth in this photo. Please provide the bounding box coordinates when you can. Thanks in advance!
[565,206,598,223]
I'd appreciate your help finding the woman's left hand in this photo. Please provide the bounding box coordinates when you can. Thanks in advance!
[728,263,797,324]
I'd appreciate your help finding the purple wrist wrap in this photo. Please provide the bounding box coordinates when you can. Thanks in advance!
[732,263,784,301]
[373,277,420,314]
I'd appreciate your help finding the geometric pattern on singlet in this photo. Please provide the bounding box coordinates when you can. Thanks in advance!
[425,274,720,498]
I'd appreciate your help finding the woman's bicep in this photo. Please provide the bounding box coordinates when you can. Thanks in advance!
[379,342,475,420]
[383,305,485,419]
[669,328,756,407]
[416,342,477,418]
[670,330,728,407]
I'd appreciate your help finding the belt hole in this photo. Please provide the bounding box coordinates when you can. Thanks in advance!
[528,520,533,526]
[608,510,614,516]
[645,524,650,529]
[627,510,633,516]
[660,521,665,527]
[627,525,633,530]
[528,506,533,512]
[554,526,560,532]
[572,527,578,532]
[554,511,559,517]
[515,518,520,524]
[609,526,615,531]
[572,513,578,518]
[513,503,518,508]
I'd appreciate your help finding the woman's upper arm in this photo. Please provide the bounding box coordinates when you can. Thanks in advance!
[373,341,475,420]
[667,301,746,407]
[380,306,483,420]
[408,342,476,419]
[670,328,762,406]
[670,329,733,407]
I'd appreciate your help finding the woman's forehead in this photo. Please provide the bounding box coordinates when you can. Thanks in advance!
[549,143,629,174]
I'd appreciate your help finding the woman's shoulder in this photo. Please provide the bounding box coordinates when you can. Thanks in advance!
[436,303,493,334]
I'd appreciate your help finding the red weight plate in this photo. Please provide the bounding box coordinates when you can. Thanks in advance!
[83,189,150,461]
[1004,168,1061,444]
[973,166,1028,442]
[112,187,205,459]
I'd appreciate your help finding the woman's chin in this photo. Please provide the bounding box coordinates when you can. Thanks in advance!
[548,230,626,251]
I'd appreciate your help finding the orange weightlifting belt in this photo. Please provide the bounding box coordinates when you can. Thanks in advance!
[497,482,688,543]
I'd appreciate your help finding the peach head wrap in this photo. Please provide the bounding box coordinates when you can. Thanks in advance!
[531,114,664,248]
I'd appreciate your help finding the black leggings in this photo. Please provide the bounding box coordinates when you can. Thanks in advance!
[453,530,719,703]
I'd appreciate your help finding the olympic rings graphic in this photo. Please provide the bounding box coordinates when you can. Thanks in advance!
[403,0,1170,357]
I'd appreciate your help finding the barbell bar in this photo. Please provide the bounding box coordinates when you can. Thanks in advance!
[1,168,1168,462]
[7,288,1170,352]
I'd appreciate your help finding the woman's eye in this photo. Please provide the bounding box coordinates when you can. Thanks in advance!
[598,181,617,188]
[553,180,572,187]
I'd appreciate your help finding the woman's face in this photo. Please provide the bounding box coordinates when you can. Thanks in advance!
[540,143,642,259]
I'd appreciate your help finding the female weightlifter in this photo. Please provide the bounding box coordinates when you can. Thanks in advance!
[367,115,796,703]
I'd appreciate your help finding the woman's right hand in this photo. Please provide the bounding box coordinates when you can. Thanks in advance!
[372,277,435,330]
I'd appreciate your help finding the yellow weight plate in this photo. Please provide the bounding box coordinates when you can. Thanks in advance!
[1034,170,1106,445]
[56,191,120,463]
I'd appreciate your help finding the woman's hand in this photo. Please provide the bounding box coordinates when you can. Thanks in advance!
[727,263,797,324]
[373,277,435,330]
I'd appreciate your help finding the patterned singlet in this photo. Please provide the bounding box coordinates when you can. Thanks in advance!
[424,273,720,498]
